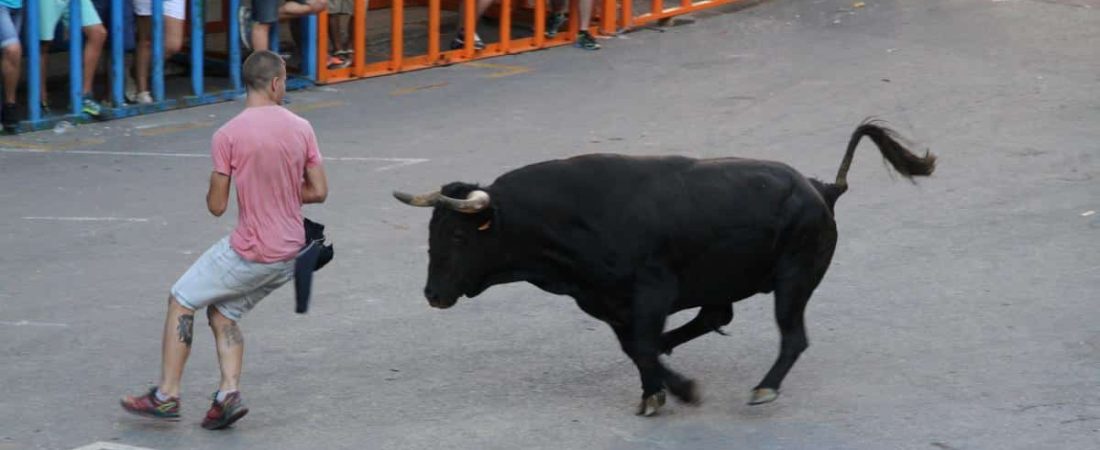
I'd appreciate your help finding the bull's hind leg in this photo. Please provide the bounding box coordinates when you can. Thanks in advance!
[750,245,833,405]
[661,304,733,355]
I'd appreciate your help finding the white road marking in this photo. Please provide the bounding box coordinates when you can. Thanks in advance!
[1082,210,1096,217]
[0,148,429,170]
[22,216,150,222]
[71,442,157,450]
[0,320,70,327]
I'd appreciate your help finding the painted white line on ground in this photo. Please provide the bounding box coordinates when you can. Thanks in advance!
[0,148,429,170]
[22,216,150,222]
[71,442,157,450]
[0,320,70,327]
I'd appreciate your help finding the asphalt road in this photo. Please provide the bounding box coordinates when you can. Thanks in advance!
[1,0,1098,449]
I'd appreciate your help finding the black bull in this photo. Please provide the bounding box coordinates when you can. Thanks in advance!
[394,120,936,416]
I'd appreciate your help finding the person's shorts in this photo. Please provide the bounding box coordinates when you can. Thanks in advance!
[0,6,22,49]
[40,0,102,41]
[329,0,353,15]
[133,0,186,20]
[252,0,309,24]
[171,236,295,322]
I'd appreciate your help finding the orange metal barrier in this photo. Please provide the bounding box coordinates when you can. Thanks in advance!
[619,0,742,29]
[316,0,616,83]
[314,0,747,84]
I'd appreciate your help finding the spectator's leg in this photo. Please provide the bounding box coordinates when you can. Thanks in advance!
[81,24,107,96]
[0,7,22,105]
[164,18,184,57]
[251,23,271,52]
[39,44,49,104]
[135,16,151,94]
[580,0,594,29]
[551,0,566,15]
[1,43,20,105]
[329,13,348,55]
[249,0,283,52]
[279,0,327,20]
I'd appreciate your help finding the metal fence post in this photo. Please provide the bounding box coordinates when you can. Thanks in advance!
[110,0,124,108]
[191,0,204,96]
[152,0,165,101]
[229,0,242,93]
[26,0,42,122]
[70,0,85,117]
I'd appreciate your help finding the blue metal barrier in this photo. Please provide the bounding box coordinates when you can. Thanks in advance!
[69,0,84,117]
[110,0,124,108]
[25,0,41,123]
[15,0,321,133]
[191,0,203,96]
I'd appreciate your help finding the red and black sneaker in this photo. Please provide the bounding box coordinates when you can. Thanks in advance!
[120,387,180,419]
[201,391,249,430]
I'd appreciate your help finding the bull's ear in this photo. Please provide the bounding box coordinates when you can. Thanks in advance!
[478,220,492,231]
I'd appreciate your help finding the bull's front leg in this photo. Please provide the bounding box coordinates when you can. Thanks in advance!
[615,264,699,416]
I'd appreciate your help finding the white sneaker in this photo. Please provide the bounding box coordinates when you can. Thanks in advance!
[125,74,137,103]
[134,91,154,105]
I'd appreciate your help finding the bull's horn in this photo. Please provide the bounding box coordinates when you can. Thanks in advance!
[393,190,441,207]
[438,190,491,213]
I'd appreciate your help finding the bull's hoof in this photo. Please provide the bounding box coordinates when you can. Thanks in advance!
[667,379,702,405]
[748,387,779,405]
[636,391,667,417]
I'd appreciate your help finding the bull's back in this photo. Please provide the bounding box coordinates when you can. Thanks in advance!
[492,154,833,302]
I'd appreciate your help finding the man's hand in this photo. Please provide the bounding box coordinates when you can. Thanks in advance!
[207,172,231,216]
[302,165,328,204]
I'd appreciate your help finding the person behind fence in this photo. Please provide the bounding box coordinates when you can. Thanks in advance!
[326,0,354,69]
[451,0,493,51]
[238,0,328,54]
[39,0,107,117]
[0,0,22,131]
[119,50,329,430]
[546,0,599,50]
[130,0,186,104]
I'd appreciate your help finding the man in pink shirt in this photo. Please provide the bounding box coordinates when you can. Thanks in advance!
[121,50,329,430]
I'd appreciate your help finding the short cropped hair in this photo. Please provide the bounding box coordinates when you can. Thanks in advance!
[242,51,285,92]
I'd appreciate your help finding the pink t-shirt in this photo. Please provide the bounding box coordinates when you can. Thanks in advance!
[211,105,323,263]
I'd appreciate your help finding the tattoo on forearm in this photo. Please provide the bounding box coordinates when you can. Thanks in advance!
[177,315,194,346]
[223,323,243,347]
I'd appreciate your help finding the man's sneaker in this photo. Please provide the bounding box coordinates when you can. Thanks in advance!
[327,55,350,69]
[2,102,20,132]
[450,29,485,51]
[546,13,568,37]
[120,387,180,419]
[201,391,249,430]
[238,5,254,51]
[134,91,154,105]
[575,30,601,51]
[82,96,103,117]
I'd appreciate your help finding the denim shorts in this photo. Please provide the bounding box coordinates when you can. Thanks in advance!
[171,236,295,322]
[252,0,308,24]
[0,6,22,48]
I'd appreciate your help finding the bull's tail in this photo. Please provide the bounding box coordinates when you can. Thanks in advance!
[831,119,937,200]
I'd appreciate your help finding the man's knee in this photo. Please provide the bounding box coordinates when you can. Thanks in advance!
[85,25,108,43]
[3,43,22,62]
[206,305,236,327]
[165,37,183,55]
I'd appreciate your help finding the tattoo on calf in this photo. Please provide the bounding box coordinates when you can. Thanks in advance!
[223,323,243,347]
[177,314,194,346]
